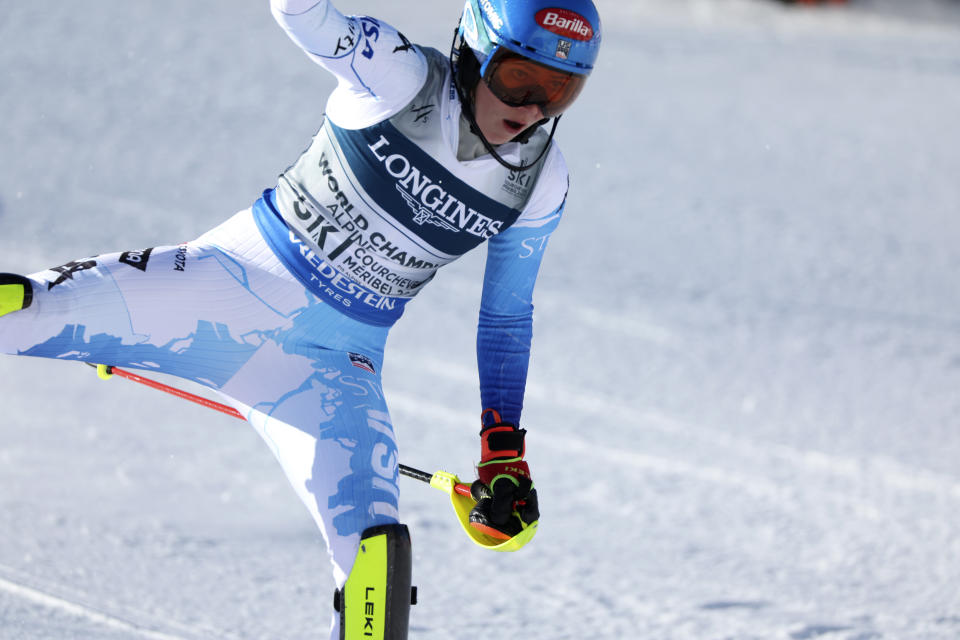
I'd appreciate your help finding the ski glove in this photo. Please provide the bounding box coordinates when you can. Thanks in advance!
[469,409,540,540]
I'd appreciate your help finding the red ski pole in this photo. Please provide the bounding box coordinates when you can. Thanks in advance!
[87,363,472,497]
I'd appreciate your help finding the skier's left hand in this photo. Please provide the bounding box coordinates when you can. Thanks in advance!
[469,410,540,540]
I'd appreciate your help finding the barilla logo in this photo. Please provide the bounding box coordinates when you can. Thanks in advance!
[535,8,593,41]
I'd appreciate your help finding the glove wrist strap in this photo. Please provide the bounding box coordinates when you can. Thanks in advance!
[479,424,526,462]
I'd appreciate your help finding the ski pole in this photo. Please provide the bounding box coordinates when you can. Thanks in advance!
[88,363,245,420]
[87,363,472,496]
[86,362,535,550]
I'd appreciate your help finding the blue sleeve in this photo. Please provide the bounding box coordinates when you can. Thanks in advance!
[477,202,564,426]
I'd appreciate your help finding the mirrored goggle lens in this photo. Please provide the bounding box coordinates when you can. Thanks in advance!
[482,52,587,117]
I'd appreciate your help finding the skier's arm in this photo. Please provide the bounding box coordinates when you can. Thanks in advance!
[476,202,564,426]
[270,0,427,120]
[468,202,562,540]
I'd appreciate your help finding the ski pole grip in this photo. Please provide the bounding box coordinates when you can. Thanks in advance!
[399,465,471,497]
[428,470,472,497]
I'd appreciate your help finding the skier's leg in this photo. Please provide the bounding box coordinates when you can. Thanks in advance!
[221,346,404,640]
[1,207,407,638]
[336,524,414,640]
[0,210,308,386]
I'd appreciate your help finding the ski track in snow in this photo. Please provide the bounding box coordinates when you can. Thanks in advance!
[0,564,211,640]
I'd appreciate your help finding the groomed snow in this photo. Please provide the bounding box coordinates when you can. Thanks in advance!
[2,1,959,638]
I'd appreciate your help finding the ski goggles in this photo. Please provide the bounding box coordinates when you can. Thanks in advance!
[480,48,587,118]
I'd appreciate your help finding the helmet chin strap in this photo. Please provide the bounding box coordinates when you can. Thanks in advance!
[449,39,560,173]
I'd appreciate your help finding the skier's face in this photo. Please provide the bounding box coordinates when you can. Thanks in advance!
[473,79,545,145]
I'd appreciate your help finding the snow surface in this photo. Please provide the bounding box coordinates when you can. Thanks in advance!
[2,1,960,638]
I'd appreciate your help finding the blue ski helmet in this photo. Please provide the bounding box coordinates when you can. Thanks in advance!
[459,0,601,75]
[453,0,602,117]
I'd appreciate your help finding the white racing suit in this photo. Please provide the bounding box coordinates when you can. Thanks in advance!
[0,1,568,635]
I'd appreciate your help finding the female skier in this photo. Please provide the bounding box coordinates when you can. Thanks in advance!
[0,0,601,637]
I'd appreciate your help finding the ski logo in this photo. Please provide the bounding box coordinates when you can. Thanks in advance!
[173,244,188,272]
[396,185,458,233]
[349,352,376,374]
[47,259,97,290]
[333,20,359,56]
[535,8,594,41]
[410,103,434,124]
[119,247,154,272]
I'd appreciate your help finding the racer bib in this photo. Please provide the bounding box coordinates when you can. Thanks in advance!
[270,50,549,323]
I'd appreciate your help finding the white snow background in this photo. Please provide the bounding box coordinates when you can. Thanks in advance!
[2,1,960,638]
